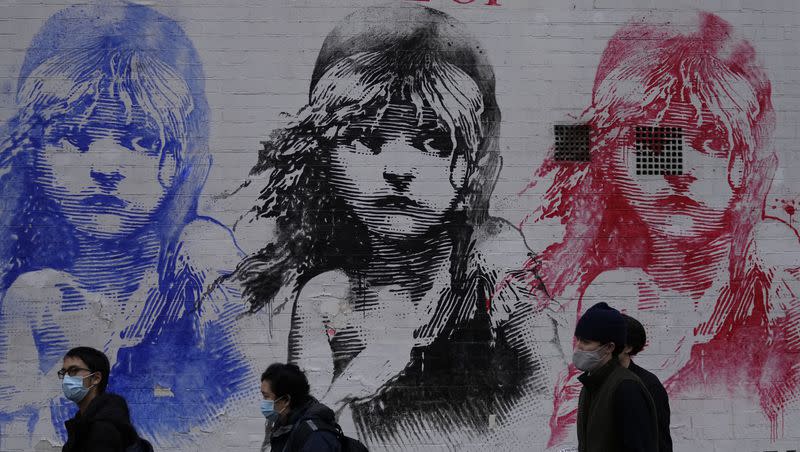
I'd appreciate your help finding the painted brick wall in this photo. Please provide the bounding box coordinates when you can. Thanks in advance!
[0,0,798,451]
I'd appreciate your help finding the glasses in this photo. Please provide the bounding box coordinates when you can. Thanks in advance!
[57,367,91,379]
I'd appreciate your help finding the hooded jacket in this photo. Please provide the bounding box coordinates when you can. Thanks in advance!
[269,398,341,452]
[62,392,139,452]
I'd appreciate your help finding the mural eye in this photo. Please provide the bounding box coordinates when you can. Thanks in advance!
[353,138,382,154]
[57,135,86,153]
[338,126,382,154]
[700,137,729,158]
[421,130,453,157]
[131,135,161,155]
[691,123,730,158]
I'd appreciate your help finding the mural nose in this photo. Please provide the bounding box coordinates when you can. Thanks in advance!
[664,173,697,192]
[383,171,413,192]
[90,168,125,189]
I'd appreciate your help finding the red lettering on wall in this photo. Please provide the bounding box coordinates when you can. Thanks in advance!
[407,0,500,5]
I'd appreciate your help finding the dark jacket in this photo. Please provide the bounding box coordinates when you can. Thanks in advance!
[269,398,341,452]
[577,359,658,452]
[62,392,138,452]
[629,361,672,452]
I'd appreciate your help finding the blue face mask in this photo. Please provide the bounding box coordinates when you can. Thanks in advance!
[62,373,96,403]
[261,397,287,421]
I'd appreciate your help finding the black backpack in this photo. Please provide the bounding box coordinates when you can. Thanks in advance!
[104,418,155,452]
[125,437,154,452]
[286,418,368,452]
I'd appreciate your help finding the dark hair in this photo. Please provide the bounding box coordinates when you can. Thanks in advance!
[64,346,110,393]
[260,363,311,409]
[622,314,647,356]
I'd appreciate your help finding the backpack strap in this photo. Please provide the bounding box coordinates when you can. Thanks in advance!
[304,419,319,432]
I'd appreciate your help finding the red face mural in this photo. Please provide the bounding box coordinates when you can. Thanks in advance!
[520,12,800,447]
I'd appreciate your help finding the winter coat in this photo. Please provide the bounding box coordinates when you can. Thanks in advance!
[629,361,672,452]
[268,398,341,452]
[62,392,138,452]
[577,359,658,452]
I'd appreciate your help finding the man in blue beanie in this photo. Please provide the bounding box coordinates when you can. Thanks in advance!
[573,302,658,452]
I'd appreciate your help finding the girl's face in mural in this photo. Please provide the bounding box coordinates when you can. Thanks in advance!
[609,102,741,240]
[34,94,176,240]
[328,103,467,241]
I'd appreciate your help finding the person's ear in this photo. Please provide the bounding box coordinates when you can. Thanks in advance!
[89,372,102,388]
[158,150,179,189]
[449,154,468,192]
[277,395,290,412]
[622,345,633,355]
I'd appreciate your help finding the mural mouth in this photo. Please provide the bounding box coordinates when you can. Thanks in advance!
[373,195,420,210]
[658,195,702,210]
[80,194,128,209]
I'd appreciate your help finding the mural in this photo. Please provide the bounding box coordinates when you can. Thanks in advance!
[222,4,566,449]
[0,1,798,450]
[518,12,800,448]
[0,1,247,447]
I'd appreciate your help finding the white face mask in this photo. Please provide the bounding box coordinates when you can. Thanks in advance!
[572,344,611,372]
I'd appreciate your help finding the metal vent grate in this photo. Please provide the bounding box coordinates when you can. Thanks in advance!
[635,126,683,175]
[554,124,590,162]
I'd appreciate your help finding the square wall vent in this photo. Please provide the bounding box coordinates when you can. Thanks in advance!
[554,124,590,162]
[635,126,683,176]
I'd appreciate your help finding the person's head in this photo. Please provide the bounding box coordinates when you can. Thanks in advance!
[591,12,775,241]
[59,346,110,405]
[5,0,209,242]
[259,363,311,422]
[573,302,627,372]
[621,313,647,359]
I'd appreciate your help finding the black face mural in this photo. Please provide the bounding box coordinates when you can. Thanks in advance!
[228,4,565,449]
[328,103,466,240]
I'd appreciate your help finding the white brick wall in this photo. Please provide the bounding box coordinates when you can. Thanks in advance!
[0,0,798,451]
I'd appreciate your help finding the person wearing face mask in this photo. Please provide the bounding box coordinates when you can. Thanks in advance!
[573,303,658,452]
[59,346,151,452]
[260,363,344,452]
[619,314,672,452]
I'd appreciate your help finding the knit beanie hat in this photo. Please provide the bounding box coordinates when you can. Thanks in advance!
[574,302,627,348]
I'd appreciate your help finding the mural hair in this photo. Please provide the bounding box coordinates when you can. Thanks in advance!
[232,47,502,313]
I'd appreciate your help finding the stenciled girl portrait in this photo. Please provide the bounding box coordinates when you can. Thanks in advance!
[223,3,566,449]
[519,12,800,447]
[0,1,247,447]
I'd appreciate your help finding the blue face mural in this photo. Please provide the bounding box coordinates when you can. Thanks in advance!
[0,1,247,446]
